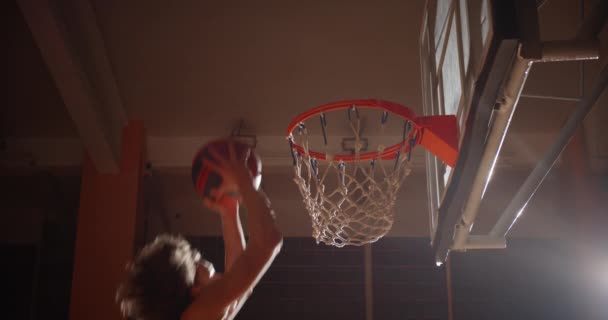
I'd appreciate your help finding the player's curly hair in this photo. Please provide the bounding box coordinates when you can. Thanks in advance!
[116,234,201,320]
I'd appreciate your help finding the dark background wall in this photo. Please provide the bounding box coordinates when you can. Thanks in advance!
[451,240,580,320]
[0,172,586,320]
[189,236,578,320]
[191,236,447,320]
[1,172,80,319]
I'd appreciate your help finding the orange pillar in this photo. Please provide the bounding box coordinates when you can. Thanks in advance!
[69,121,145,320]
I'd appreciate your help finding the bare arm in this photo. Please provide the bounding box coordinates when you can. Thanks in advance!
[206,197,246,272]
[183,143,282,319]
[221,205,246,271]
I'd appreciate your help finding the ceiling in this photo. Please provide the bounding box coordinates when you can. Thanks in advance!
[90,0,425,137]
[2,0,607,237]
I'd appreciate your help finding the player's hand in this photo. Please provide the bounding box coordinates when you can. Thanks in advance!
[202,193,239,216]
[202,140,254,201]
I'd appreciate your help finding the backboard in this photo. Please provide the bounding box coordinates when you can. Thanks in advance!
[422,0,607,266]
[420,0,525,264]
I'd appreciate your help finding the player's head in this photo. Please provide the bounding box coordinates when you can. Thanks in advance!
[116,234,214,320]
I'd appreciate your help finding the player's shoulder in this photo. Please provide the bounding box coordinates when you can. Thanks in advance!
[181,273,228,320]
[181,301,221,320]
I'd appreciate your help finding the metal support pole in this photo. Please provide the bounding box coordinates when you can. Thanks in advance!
[520,93,581,102]
[446,258,454,320]
[490,61,608,237]
[579,0,586,98]
[364,244,374,320]
[463,236,507,250]
[452,56,532,250]
[539,40,599,62]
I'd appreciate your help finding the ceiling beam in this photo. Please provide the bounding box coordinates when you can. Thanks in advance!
[17,0,126,173]
[2,133,565,171]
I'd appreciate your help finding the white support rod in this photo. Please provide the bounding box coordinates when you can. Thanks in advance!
[520,93,581,102]
[364,244,373,320]
[490,60,608,237]
[461,236,507,250]
[539,40,599,62]
[452,56,532,250]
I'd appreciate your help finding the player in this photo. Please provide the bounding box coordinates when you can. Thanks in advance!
[116,141,283,320]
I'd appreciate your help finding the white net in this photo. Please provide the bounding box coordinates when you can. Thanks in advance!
[289,109,416,247]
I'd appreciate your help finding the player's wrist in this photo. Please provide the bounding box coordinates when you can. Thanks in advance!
[236,181,258,200]
[220,210,239,221]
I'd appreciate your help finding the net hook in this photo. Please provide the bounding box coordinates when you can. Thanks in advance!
[394,149,401,170]
[338,161,346,185]
[298,122,306,135]
[288,137,297,166]
[381,110,389,125]
[408,131,417,161]
[310,158,320,181]
[348,104,360,121]
[320,113,328,146]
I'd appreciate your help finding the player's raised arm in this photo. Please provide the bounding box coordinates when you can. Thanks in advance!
[182,141,282,320]
[203,196,246,272]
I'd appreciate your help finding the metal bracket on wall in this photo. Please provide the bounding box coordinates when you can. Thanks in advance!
[231,119,258,148]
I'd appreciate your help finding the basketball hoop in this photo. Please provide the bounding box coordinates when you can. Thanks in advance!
[286,99,458,247]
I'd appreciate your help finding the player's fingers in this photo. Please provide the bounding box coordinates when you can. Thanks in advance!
[223,191,242,201]
[216,184,231,199]
[202,198,223,213]
[209,188,220,198]
[202,198,213,208]
[233,193,243,203]
[217,193,239,210]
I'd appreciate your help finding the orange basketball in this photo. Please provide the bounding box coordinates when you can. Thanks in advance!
[191,139,262,201]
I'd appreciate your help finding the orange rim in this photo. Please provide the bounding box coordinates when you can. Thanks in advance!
[286,99,423,162]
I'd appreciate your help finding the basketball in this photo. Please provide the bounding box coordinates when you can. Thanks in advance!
[191,139,262,201]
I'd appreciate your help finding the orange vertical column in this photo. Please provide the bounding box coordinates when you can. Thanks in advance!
[69,121,146,320]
